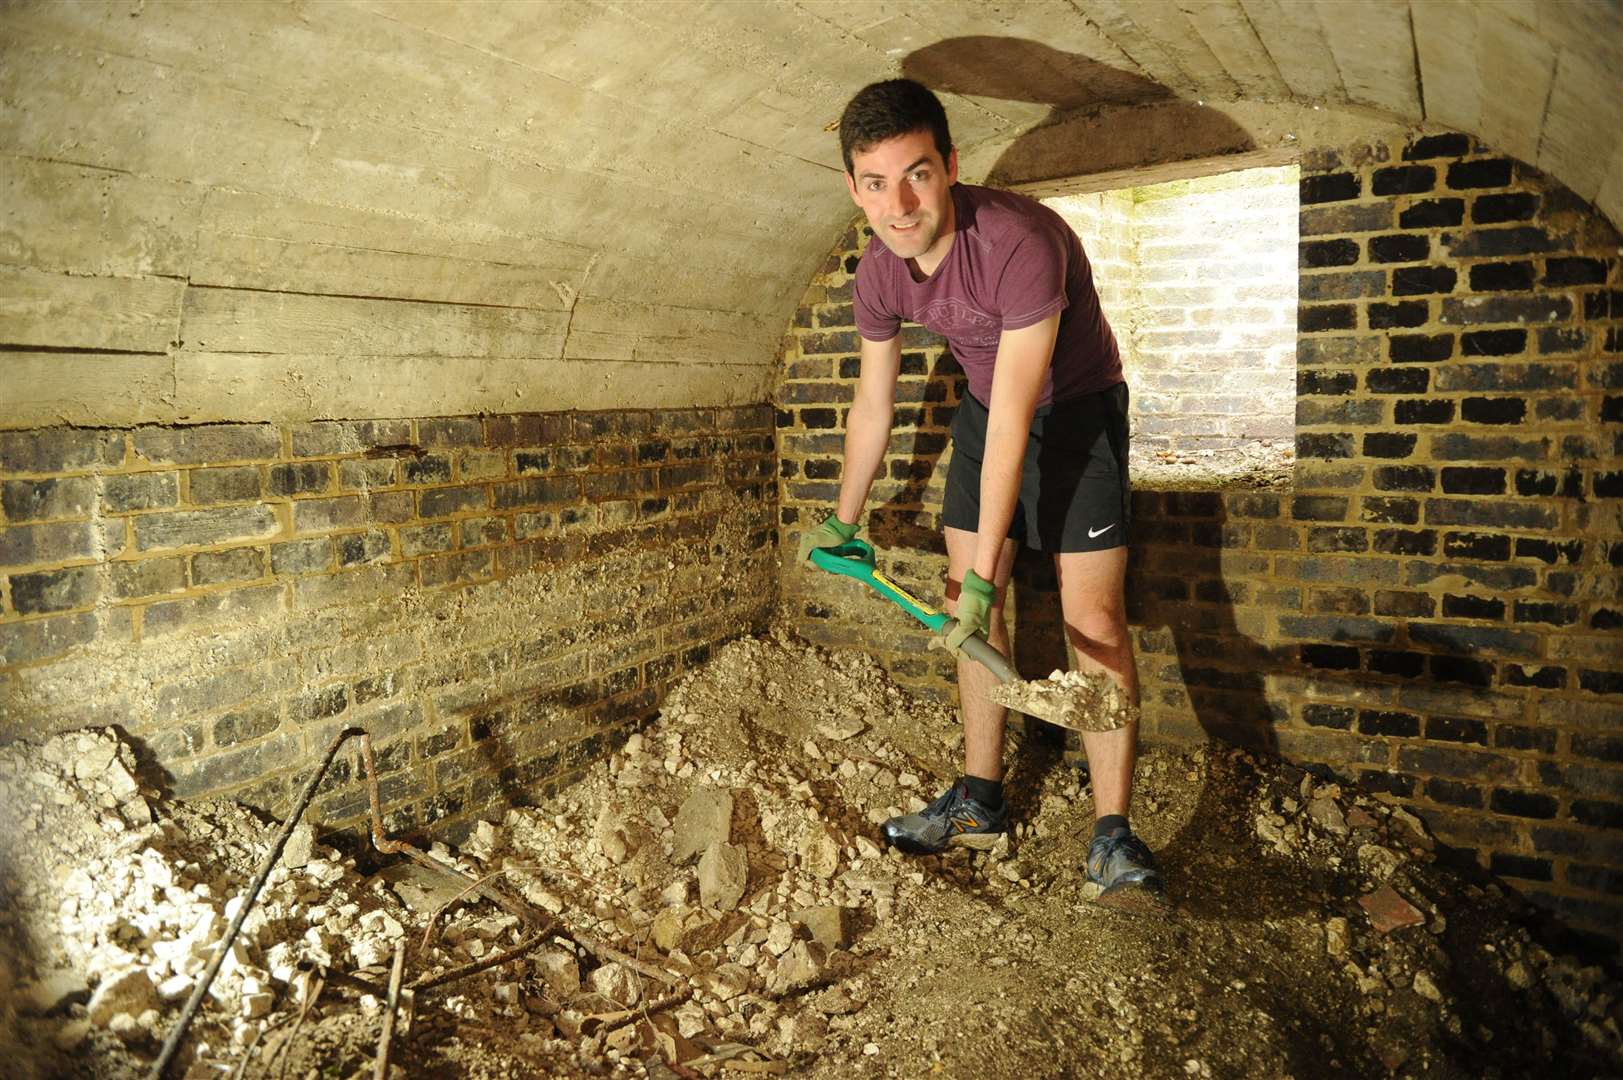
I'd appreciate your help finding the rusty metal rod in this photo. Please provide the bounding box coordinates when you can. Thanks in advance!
[149,727,368,1080]
[409,927,551,992]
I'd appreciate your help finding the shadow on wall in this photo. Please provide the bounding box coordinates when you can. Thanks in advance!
[901,36,1256,187]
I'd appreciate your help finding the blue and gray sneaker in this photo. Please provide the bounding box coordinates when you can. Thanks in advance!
[1087,827,1166,908]
[881,781,1009,855]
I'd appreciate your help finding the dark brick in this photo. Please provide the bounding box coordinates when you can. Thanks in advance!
[0,609,109,664]
[1301,270,1386,301]
[1592,608,1623,630]
[1301,173,1360,204]
[1390,334,1454,363]
[1566,865,1623,896]
[189,466,261,504]
[1369,648,1426,677]
[1542,256,1609,286]
[108,556,185,600]
[1297,433,1354,459]
[1512,470,1558,497]
[1427,778,1483,807]
[1448,159,1513,188]
[103,472,179,513]
[1428,655,1495,686]
[1302,704,1354,729]
[1369,591,1434,613]
[213,704,282,748]
[1429,434,1549,465]
[1300,239,1360,268]
[1392,266,1456,296]
[1373,165,1435,195]
[1,477,95,522]
[1573,800,1623,828]
[1395,398,1454,424]
[1301,644,1360,670]
[1573,734,1623,764]
[1300,203,1394,235]
[1471,192,1538,224]
[1539,327,1588,356]
[338,531,391,567]
[1372,528,1434,555]
[1426,715,1488,745]
[1291,495,1347,521]
[1368,235,1429,263]
[267,462,331,497]
[1360,709,1419,737]
[134,506,277,552]
[1469,261,1534,292]
[1490,788,1558,818]
[403,455,454,485]
[270,537,333,576]
[418,417,484,447]
[1362,433,1416,458]
[135,424,281,465]
[800,408,839,429]
[1367,368,1429,395]
[1596,471,1623,498]
[1513,601,1578,626]
[191,547,263,586]
[1444,295,1570,326]
[1441,593,1504,620]
[1497,724,1557,753]
[1307,527,1367,553]
[9,565,99,614]
[1439,466,1505,494]
[1298,370,1357,396]
[1490,854,1552,882]
[1399,198,1464,228]
[1299,304,1357,332]
[1368,301,1429,329]
[1373,465,1434,492]
[1360,496,1419,524]
[1403,133,1469,160]
[798,330,861,355]
[0,428,123,473]
[1359,770,1416,798]
[1445,226,1556,258]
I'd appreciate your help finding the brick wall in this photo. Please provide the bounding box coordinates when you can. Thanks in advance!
[775,131,1622,941]
[0,406,776,842]
[1047,168,1298,460]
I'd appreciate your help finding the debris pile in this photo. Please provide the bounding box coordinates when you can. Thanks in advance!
[2,629,1620,1078]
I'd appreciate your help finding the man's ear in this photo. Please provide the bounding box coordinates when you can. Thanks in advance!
[844,169,861,207]
[946,146,959,185]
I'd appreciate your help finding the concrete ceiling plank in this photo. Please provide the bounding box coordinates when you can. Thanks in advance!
[1595,146,1623,232]
[176,287,570,360]
[0,264,182,354]
[0,155,204,280]
[1474,15,1556,169]
[0,352,180,430]
[1234,0,1346,104]
[1092,1,1241,99]
[1410,0,1480,134]
[1314,0,1422,121]
[1536,49,1623,203]
[1076,0,1205,98]
[1173,0,1291,100]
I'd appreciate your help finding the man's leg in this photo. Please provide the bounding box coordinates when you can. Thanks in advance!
[1053,546,1138,818]
[944,526,1020,781]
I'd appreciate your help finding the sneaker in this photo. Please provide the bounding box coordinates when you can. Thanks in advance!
[881,781,1009,855]
[1087,827,1166,908]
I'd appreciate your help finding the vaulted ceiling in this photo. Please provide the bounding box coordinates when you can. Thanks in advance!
[2,1,1619,421]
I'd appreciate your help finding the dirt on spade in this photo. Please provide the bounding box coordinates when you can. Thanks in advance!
[3,626,1620,1080]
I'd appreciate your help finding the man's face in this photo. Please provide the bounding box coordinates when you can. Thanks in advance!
[844,128,958,263]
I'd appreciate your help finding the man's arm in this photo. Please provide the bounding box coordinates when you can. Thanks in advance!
[972,313,1062,579]
[835,335,902,525]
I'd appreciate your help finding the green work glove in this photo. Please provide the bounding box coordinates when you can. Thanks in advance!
[937,569,996,657]
[797,512,860,564]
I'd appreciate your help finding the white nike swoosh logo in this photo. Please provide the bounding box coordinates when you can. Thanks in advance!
[1087,523,1117,538]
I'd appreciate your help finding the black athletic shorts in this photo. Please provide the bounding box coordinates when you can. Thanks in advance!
[942,381,1130,553]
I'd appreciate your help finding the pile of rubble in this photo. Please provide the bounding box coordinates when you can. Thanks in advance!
[2,629,1620,1078]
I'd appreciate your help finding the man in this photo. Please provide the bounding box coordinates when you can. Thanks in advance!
[797,78,1161,904]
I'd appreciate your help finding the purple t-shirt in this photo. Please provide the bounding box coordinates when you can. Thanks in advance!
[853,183,1122,407]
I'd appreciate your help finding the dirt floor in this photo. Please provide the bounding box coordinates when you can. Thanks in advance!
[2,628,1620,1079]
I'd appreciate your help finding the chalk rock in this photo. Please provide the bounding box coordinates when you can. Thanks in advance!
[769,941,826,993]
[282,821,316,869]
[88,968,158,1027]
[798,826,840,880]
[650,907,688,953]
[792,906,852,951]
[587,961,641,1007]
[1307,797,1348,836]
[1412,971,1443,1003]
[1357,844,1402,881]
[594,804,633,865]
[672,787,733,865]
[536,950,581,997]
[699,841,748,911]
[1325,916,1349,958]
[764,920,795,958]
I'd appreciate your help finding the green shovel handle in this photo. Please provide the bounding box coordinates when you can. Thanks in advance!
[806,540,1019,683]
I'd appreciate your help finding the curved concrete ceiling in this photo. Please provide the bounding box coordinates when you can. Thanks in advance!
[2,1,1620,421]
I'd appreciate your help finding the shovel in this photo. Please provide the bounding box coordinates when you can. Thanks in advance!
[807,540,1132,732]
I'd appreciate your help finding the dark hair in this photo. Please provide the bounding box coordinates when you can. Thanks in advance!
[838,78,952,175]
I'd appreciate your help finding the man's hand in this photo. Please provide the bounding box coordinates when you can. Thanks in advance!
[937,569,996,656]
[797,513,860,564]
